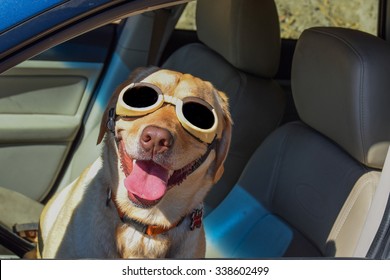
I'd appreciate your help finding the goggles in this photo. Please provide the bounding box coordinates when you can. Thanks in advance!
[115,82,218,143]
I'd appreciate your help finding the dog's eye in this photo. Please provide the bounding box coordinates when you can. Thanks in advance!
[122,87,159,108]
[182,102,215,129]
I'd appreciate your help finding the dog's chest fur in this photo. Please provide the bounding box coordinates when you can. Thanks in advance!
[116,225,169,258]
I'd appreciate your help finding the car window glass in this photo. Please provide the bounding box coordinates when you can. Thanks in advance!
[175,1,197,30]
[175,0,379,38]
[275,0,379,39]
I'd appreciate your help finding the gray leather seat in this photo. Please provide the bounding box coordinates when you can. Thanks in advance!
[205,27,390,257]
[163,0,286,210]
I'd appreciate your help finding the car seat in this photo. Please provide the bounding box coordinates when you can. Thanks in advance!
[163,0,286,211]
[204,27,390,258]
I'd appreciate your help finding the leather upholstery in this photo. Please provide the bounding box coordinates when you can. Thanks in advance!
[326,171,379,256]
[224,27,390,257]
[196,0,281,77]
[238,121,366,256]
[163,0,285,210]
[292,27,390,169]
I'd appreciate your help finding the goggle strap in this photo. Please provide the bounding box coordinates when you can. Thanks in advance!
[107,108,116,135]
[188,135,217,175]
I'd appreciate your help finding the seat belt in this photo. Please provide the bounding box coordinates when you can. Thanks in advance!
[353,145,390,257]
[147,8,171,66]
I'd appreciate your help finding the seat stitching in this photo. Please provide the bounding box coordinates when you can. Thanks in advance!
[268,123,297,208]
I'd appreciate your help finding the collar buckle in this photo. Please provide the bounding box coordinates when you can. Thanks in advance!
[107,108,116,134]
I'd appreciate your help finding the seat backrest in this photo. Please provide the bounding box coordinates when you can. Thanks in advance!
[163,0,286,210]
[289,27,390,256]
[216,27,390,258]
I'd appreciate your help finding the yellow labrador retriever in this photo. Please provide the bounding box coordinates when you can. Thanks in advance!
[32,67,232,258]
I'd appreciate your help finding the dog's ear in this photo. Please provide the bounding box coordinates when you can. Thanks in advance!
[96,66,161,144]
[213,90,233,183]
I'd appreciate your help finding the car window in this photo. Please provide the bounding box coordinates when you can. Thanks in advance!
[276,0,379,39]
[175,1,197,30]
[175,0,379,38]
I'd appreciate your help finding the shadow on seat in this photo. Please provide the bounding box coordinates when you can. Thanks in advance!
[205,27,390,258]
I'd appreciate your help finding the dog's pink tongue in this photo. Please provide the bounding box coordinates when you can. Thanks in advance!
[124,160,169,202]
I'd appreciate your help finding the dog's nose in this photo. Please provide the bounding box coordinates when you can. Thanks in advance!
[140,126,173,155]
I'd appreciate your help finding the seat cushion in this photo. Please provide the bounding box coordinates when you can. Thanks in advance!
[237,121,367,256]
[204,185,293,258]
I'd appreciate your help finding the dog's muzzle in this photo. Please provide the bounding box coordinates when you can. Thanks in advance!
[116,137,216,208]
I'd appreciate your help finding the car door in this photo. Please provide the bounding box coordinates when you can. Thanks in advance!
[0,25,117,201]
[0,0,187,204]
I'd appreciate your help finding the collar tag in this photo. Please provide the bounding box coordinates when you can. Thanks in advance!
[190,208,203,230]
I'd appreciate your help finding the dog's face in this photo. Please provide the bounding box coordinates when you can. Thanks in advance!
[98,68,232,225]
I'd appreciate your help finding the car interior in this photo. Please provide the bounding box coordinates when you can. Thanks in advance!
[1,0,390,259]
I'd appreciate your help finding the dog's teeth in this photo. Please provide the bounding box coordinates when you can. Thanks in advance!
[133,159,136,165]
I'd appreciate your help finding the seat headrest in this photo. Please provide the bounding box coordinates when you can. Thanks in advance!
[196,0,281,77]
[292,27,390,169]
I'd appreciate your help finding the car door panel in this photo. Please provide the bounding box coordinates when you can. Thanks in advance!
[0,60,102,201]
[0,21,117,201]
[0,144,68,201]
[0,76,87,115]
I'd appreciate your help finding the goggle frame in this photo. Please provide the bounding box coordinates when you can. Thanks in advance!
[115,82,218,144]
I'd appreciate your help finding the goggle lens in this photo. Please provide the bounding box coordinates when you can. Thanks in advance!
[182,102,215,130]
[122,86,159,108]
